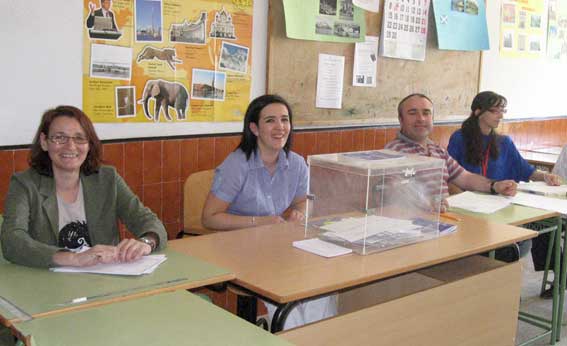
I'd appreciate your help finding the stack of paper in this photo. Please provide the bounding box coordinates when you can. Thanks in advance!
[446,191,512,214]
[51,255,167,276]
[293,238,352,258]
[320,215,422,243]
[512,192,567,215]
[517,182,567,198]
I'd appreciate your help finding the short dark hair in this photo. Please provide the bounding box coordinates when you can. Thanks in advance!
[237,94,294,160]
[30,105,102,176]
[397,93,433,118]
[461,91,507,166]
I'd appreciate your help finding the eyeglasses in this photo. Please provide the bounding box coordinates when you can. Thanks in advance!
[488,107,507,115]
[48,135,89,145]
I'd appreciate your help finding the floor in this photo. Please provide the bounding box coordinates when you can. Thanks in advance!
[517,254,567,345]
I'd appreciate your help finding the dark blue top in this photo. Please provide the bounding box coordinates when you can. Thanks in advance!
[447,129,535,182]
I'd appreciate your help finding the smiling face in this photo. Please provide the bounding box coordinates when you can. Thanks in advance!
[40,116,90,176]
[249,103,291,155]
[398,95,433,145]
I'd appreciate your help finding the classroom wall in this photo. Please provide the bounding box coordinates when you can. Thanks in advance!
[1,118,566,240]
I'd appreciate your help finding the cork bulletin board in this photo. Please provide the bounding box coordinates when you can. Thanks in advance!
[267,0,481,127]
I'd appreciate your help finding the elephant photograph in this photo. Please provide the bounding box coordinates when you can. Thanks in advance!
[138,79,189,122]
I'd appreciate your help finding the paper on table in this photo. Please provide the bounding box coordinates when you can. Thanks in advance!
[354,0,380,12]
[50,255,167,276]
[446,191,512,214]
[320,215,421,242]
[517,182,567,197]
[512,192,567,215]
[293,238,352,258]
[315,54,345,109]
[353,36,379,87]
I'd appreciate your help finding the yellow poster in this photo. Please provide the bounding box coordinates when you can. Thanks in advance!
[499,0,546,58]
[82,0,253,123]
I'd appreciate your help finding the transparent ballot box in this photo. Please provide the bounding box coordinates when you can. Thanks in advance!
[305,150,445,255]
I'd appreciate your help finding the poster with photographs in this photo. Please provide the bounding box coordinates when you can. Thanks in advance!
[432,0,489,51]
[499,0,547,58]
[547,0,567,61]
[82,0,253,123]
[283,0,366,43]
[379,0,430,60]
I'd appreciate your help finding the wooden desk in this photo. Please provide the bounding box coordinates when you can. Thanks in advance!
[523,146,564,155]
[452,202,563,344]
[0,248,233,326]
[170,215,535,305]
[519,150,559,171]
[12,291,291,346]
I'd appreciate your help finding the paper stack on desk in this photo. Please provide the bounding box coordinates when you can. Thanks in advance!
[512,192,567,215]
[293,238,352,258]
[517,182,567,198]
[51,255,167,276]
[319,215,422,243]
[446,191,512,214]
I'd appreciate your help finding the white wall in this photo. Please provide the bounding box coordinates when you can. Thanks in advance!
[480,0,567,118]
[0,0,268,146]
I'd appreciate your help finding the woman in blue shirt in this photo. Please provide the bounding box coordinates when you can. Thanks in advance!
[448,91,560,185]
[448,91,561,297]
[202,94,336,329]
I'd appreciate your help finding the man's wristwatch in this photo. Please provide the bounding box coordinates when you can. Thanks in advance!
[490,181,498,195]
[139,236,156,252]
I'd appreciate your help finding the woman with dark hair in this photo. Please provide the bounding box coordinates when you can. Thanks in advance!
[447,91,561,297]
[202,94,306,230]
[1,105,166,268]
[202,95,336,329]
[448,91,560,184]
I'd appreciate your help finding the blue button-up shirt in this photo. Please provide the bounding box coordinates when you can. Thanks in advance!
[211,149,308,216]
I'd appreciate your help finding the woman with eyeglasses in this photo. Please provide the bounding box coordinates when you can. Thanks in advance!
[447,91,561,297]
[1,106,167,268]
[448,91,561,185]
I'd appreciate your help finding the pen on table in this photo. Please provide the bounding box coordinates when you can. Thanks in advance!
[440,213,462,222]
[59,277,189,306]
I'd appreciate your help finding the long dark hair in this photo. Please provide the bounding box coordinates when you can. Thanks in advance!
[237,94,294,160]
[461,91,507,166]
[30,105,102,176]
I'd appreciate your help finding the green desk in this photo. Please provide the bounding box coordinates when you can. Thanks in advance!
[12,291,291,346]
[0,248,234,326]
[452,203,563,345]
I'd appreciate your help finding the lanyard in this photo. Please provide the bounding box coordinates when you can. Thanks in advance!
[481,142,491,177]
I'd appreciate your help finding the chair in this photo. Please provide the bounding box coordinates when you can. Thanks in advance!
[179,170,216,237]
[552,144,567,179]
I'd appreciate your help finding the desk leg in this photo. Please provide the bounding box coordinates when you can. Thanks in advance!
[236,295,258,324]
[271,301,301,333]
[556,218,565,342]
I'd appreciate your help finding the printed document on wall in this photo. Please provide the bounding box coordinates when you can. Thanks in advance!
[380,0,430,60]
[316,54,345,109]
[432,0,489,50]
[353,36,379,87]
[354,0,380,12]
[500,0,547,58]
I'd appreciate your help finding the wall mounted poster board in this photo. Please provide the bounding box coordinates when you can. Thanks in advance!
[267,0,481,127]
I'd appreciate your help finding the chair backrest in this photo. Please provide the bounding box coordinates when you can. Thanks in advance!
[552,145,567,180]
[183,170,215,235]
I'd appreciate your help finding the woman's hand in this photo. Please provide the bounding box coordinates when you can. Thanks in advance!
[116,238,152,263]
[53,245,118,267]
[544,173,562,186]
[284,209,305,222]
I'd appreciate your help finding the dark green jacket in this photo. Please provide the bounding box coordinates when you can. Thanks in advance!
[1,166,167,268]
